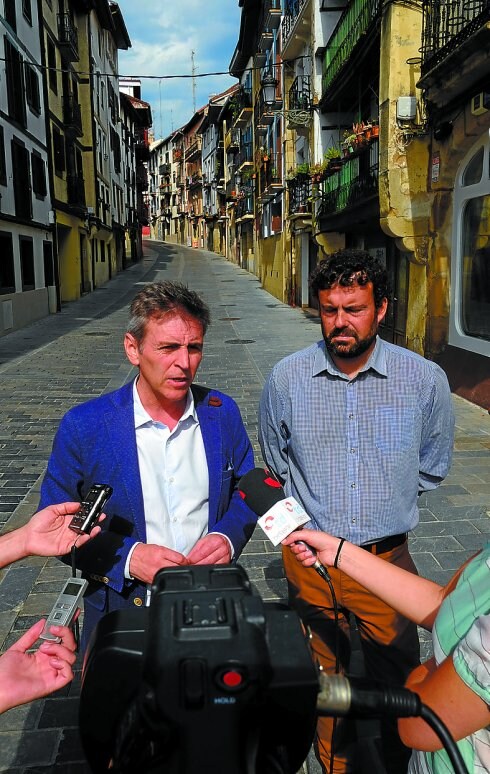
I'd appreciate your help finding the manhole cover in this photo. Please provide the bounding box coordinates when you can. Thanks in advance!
[221,279,235,282]
[225,339,256,344]
[84,332,111,337]
[219,317,241,321]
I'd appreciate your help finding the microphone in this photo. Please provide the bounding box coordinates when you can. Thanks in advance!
[238,467,331,582]
[317,673,421,718]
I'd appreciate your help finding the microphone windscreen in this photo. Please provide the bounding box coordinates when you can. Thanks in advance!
[238,468,285,516]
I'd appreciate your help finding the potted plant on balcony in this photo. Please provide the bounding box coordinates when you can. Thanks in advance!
[310,160,327,183]
[342,129,357,156]
[324,146,342,173]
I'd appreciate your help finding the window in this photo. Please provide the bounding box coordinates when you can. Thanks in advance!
[450,139,490,356]
[4,0,16,32]
[43,241,54,286]
[19,237,34,290]
[11,138,32,219]
[31,152,47,197]
[25,63,41,114]
[5,38,26,127]
[52,126,65,175]
[22,0,31,24]
[0,127,6,186]
[47,38,57,93]
[0,232,15,294]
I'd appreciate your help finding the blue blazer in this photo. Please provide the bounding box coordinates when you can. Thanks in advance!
[39,381,255,647]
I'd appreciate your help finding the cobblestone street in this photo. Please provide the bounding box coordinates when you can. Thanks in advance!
[0,241,488,773]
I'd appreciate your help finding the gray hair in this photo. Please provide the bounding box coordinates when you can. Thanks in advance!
[127,281,211,343]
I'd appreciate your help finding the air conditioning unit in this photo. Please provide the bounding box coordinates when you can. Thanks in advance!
[471,92,490,116]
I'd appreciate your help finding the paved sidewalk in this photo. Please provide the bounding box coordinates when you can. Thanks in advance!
[0,241,488,773]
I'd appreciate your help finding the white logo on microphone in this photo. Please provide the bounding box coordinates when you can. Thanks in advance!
[257,497,310,545]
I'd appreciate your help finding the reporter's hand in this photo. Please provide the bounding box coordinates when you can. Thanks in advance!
[21,503,104,558]
[282,529,339,567]
[0,619,77,713]
[129,543,188,584]
[186,533,231,565]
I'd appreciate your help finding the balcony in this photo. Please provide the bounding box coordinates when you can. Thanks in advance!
[236,186,254,221]
[238,143,254,170]
[265,0,282,30]
[321,0,383,104]
[57,14,79,62]
[173,147,183,162]
[186,136,202,161]
[287,174,312,217]
[225,127,241,154]
[231,87,253,128]
[289,75,312,112]
[259,151,283,200]
[418,0,490,108]
[256,90,276,128]
[135,143,150,162]
[282,0,310,57]
[188,172,202,189]
[159,163,171,175]
[67,174,85,208]
[319,138,378,218]
[63,95,83,136]
[226,180,237,201]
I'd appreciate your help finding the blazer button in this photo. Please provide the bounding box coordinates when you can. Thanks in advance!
[102,576,109,584]
[133,597,143,606]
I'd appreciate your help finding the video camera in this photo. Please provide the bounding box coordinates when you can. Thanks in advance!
[79,565,319,774]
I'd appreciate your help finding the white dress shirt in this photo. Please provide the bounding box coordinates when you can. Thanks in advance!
[125,380,209,579]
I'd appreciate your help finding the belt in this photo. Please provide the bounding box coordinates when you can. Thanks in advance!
[361,533,407,555]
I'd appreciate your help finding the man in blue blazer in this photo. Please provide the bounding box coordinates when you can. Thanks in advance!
[39,281,256,651]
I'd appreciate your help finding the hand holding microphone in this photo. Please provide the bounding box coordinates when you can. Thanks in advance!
[237,468,332,582]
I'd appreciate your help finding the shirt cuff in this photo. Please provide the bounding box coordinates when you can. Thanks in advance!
[124,542,140,579]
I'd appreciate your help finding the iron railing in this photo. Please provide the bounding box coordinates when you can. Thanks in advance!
[282,0,309,48]
[289,75,312,111]
[287,173,311,215]
[319,138,378,217]
[322,0,382,95]
[63,95,82,135]
[57,14,79,61]
[260,151,283,194]
[420,0,490,74]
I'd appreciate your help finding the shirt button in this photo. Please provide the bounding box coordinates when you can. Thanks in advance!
[349,413,354,419]
[169,477,174,483]
[352,518,356,523]
[350,482,356,488]
[351,447,356,453]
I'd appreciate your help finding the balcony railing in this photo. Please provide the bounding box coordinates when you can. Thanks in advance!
[57,14,79,61]
[265,0,282,30]
[259,151,283,198]
[319,138,378,217]
[236,185,254,219]
[225,127,240,153]
[159,163,171,175]
[282,0,309,49]
[63,95,83,136]
[322,0,383,96]
[289,75,312,112]
[420,0,490,75]
[231,87,253,128]
[287,173,311,216]
[186,136,202,161]
[238,142,254,168]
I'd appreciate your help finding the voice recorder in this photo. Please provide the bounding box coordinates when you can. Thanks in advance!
[69,483,113,535]
[40,576,88,642]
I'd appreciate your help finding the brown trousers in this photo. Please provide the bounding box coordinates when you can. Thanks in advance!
[282,541,421,774]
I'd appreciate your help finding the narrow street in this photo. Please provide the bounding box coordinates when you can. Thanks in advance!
[0,241,488,773]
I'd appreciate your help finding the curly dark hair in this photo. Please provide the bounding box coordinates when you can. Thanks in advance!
[309,249,390,308]
[127,281,211,343]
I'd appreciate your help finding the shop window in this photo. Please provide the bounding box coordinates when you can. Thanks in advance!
[451,139,490,356]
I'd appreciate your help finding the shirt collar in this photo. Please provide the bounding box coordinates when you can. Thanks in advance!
[132,379,198,428]
[312,336,388,379]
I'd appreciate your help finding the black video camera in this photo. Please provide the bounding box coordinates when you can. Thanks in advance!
[79,564,319,774]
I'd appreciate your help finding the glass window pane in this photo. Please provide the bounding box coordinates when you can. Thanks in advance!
[462,147,483,186]
[461,195,490,340]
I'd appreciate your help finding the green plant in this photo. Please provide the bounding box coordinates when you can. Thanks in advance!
[324,146,342,161]
[295,162,310,176]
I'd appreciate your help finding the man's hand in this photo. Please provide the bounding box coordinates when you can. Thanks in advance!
[20,503,104,558]
[186,533,231,565]
[129,543,188,584]
[0,619,77,714]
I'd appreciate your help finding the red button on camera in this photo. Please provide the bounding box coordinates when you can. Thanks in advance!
[222,670,243,688]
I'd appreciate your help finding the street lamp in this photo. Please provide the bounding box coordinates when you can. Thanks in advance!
[261,73,279,106]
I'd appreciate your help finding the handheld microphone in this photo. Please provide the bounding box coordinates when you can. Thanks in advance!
[238,467,331,582]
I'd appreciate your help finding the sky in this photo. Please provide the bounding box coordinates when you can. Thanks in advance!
[115,1,242,140]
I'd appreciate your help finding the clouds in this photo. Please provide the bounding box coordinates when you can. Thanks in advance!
[115,1,241,138]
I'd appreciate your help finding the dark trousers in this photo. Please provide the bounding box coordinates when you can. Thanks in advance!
[282,541,421,774]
